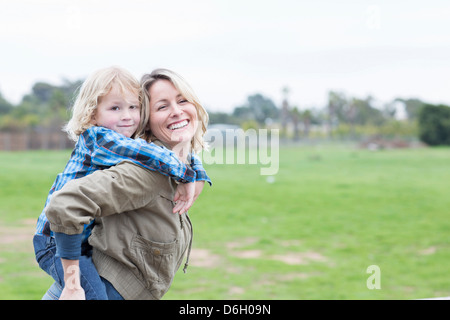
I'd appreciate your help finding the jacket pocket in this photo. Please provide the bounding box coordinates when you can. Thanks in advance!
[130,234,179,299]
[159,193,175,206]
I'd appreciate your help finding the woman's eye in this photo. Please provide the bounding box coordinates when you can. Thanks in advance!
[157,105,167,110]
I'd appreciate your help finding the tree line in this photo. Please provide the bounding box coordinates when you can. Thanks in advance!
[1,80,449,146]
[208,88,450,146]
[0,79,82,132]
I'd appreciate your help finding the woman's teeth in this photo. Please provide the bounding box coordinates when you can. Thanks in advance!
[168,120,188,130]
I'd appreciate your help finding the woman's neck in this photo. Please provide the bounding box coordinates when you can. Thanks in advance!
[149,136,191,164]
[172,142,191,164]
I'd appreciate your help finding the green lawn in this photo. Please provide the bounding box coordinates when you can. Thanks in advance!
[0,144,449,299]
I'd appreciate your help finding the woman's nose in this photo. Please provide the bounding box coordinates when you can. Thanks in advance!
[171,104,184,117]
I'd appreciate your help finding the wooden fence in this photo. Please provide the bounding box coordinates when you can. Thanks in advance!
[0,130,74,151]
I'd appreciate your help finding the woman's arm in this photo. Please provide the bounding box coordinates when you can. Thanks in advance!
[47,162,159,235]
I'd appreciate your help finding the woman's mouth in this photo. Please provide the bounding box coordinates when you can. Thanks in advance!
[168,120,189,131]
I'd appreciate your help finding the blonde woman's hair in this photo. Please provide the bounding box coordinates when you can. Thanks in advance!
[139,68,209,154]
[64,66,141,141]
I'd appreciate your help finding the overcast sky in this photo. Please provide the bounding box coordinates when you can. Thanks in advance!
[1,0,449,113]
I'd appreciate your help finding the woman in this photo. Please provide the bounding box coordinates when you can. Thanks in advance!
[45,69,210,300]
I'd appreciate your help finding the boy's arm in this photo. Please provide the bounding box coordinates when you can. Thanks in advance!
[85,127,196,183]
[57,241,85,300]
[190,153,212,186]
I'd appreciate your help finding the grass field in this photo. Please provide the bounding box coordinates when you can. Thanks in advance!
[0,144,449,300]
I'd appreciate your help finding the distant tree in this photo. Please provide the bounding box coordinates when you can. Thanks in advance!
[233,93,279,125]
[291,107,300,141]
[281,87,291,134]
[418,104,450,146]
[395,98,425,121]
[302,109,312,137]
[208,111,239,125]
[232,105,254,122]
[49,89,69,118]
[328,92,386,126]
[0,92,13,114]
[352,96,385,125]
[0,114,33,132]
[327,91,348,137]
[327,91,347,124]
[59,78,83,105]
[22,79,79,113]
[32,82,56,103]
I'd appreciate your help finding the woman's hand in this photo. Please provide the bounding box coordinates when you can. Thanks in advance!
[173,181,205,214]
[194,181,205,202]
[173,182,195,215]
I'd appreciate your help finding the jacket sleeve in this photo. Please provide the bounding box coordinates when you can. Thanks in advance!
[46,161,158,236]
[190,153,212,186]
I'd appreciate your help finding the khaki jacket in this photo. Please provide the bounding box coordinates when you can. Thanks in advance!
[46,160,193,300]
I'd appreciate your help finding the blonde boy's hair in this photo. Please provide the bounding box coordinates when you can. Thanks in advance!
[64,66,141,141]
[139,68,209,154]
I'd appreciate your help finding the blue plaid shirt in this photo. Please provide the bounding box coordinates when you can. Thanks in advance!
[35,126,211,239]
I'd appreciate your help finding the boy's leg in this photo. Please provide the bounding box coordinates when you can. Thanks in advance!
[33,234,64,286]
[78,254,108,299]
[33,234,108,300]
[101,277,124,300]
[42,282,63,300]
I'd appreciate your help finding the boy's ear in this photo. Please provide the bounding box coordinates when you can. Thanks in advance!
[90,113,97,125]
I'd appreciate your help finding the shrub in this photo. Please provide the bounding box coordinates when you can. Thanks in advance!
[418,104,450,146]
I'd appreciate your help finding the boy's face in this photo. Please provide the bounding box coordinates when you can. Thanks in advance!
[92,84,140,138]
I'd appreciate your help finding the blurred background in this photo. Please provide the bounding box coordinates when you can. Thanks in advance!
[0,0,449,300]
[0,0,449,148]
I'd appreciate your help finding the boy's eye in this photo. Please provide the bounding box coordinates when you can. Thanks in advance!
[111,106,120,111]
[130,105,139,110]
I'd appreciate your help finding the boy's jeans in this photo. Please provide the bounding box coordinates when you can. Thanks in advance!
[33,234,123,300]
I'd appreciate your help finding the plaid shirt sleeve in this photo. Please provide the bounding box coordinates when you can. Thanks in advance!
[190,153,212,186]
[84,127,196,183]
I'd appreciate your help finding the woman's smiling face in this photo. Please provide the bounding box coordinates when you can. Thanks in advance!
[148,79,198,149]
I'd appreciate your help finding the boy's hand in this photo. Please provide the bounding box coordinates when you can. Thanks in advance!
[173,182,195,215]
[59,287,86,300]
[59,259,86,300]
